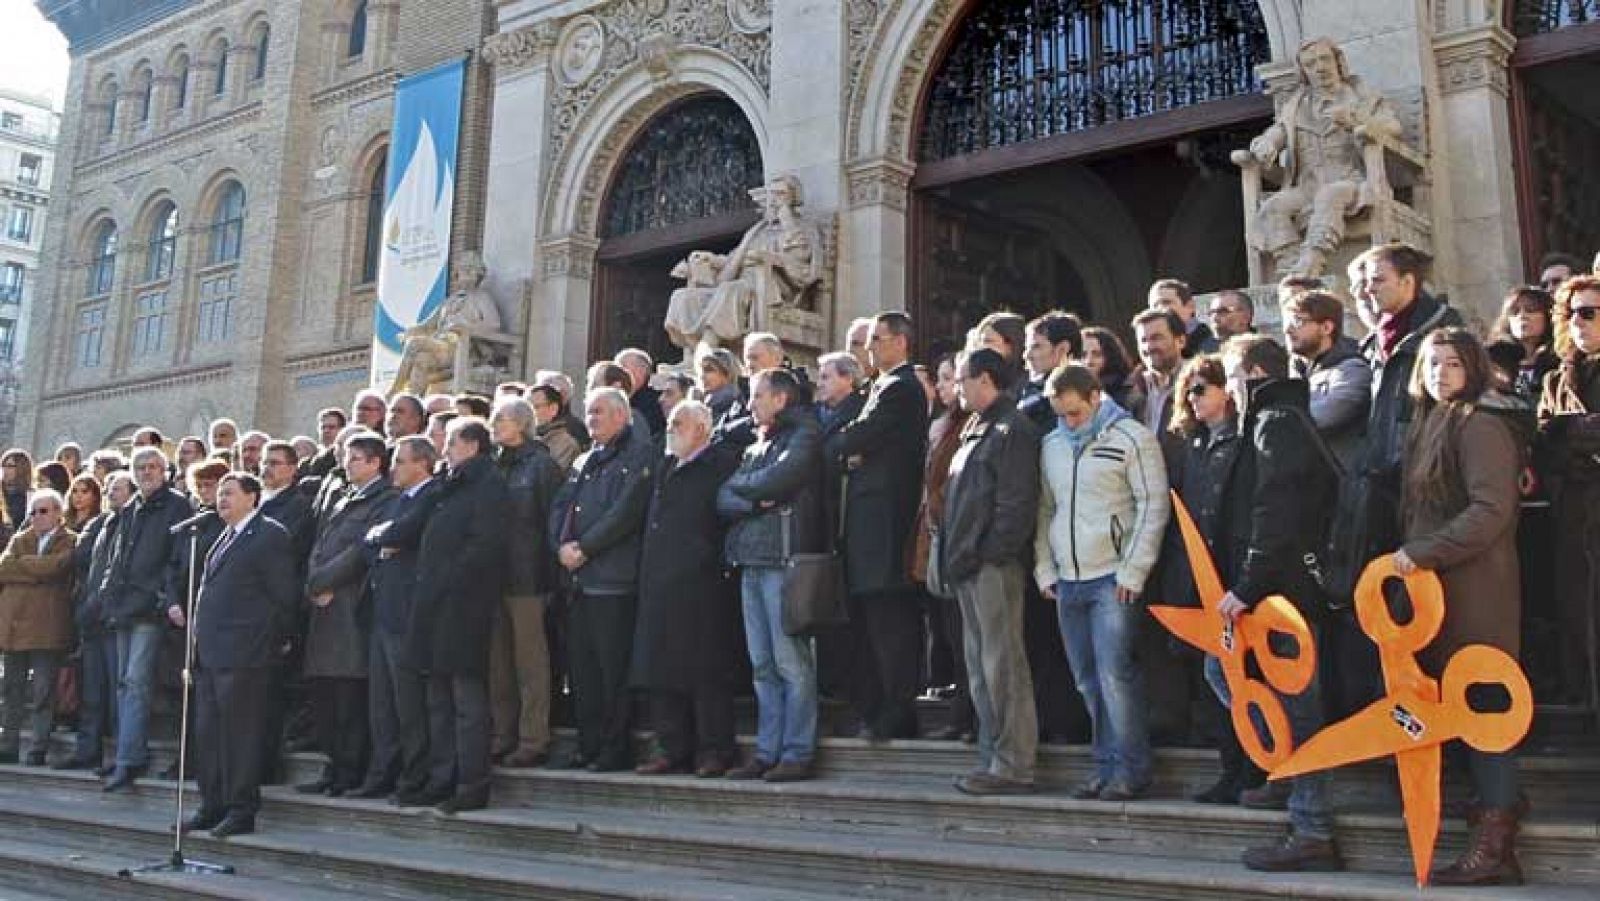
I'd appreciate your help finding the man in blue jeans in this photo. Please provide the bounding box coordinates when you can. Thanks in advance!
[99,447,192,792]
[1034,365,1170,801]
[717,368,823,782]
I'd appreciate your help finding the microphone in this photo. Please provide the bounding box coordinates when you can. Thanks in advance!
[169,511,215,535]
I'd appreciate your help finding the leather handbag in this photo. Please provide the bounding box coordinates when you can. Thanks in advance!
[924,525,955,600]
[778,507,848,637]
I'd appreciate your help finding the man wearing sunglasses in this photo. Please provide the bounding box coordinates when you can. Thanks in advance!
[0,490,77,766]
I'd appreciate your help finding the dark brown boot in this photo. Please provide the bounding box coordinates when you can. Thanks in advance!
[1241,831,1344,873]
[1431,807,1523,887]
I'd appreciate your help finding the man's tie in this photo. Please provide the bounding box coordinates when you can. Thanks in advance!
[204,527,238,580]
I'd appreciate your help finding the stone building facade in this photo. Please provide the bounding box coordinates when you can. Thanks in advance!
[0,90,59,370]
[17,0,491,452]
[18,0,1600,452]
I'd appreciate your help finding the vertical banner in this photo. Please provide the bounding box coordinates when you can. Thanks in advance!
[371,58,466,392]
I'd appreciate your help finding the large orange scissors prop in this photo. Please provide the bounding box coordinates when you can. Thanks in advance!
[1271,556,1533,887]
[1149,493,1318,771]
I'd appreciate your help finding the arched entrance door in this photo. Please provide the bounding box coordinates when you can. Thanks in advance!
[592,94,765,363]
[1509,2,1600,271]
[911,0,1273,354]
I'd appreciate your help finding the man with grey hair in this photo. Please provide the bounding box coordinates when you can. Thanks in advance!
[101,446,193,791]
[548,386,654,770]
[351,390,388,433]
[615,348,666,437]
[815,351,866,545]
[209,418,240,456]
[535,369,591,450]
[846,317,877,379]
[742,332,784,375]
[487,397,564,767]
[239,430,270,475]
[632,400,741,775]
[0,488,77,766]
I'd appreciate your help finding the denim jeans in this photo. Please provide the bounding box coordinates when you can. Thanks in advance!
[1055,575,1150,786]
[114,621,162,769]
[741,567,816,765]
[1204,650,1333,839]
[75,632,119,762]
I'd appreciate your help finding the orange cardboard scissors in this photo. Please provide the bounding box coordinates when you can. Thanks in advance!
[1149,492,1317,771]
[1271,556,1533,887]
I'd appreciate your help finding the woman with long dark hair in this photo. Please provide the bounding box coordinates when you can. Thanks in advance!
[1393,328,1525,886]
[1490,286,1559,403]
[1082,326,1141,412]
[64,473,102,533]
[975,312,1028,387]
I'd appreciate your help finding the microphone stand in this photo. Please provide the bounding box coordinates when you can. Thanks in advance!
[121,523,233,878]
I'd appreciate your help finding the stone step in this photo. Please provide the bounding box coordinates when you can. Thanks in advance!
[3,766,1595,900]
[0,779,834,901]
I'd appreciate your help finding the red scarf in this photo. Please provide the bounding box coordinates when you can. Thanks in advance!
[1377,301,1418,361]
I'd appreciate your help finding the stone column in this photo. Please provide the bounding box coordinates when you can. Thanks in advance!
[228,44,254,105]
[538,234,600,374]
[767,0,845,212]
[481,21,559,376]
[840,158,913,328]
[322,21,351,78]
[368,1,401,69]
[1433,24,1522,324]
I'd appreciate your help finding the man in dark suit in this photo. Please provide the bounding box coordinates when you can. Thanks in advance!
[258,440,314,779]
[361,436,439,802]
[173,473,297,839]
[827,311,929,740]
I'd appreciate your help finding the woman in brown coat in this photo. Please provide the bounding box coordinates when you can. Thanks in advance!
[1393,328,1524,887]
[0,489,78,765]
[1537,275,1600,708]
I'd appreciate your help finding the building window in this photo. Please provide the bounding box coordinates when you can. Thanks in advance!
[361,159,386,284]
[136,71,154,123]
[146,205,179,282]
[0,112,20,130]
[0,319,14,362]
[131,289,169,358]
[348,1,369,58]
[213,42,230,96]
[87,222,117,297]
[0,263,23,303]
[197,271,236,344]
[75,306,106,368]
[208,182,245,265]
[104,87,118,136]
[17,154,41,187]
[173,57,190,110]
[253,28,270,81]
[7,206,34,243]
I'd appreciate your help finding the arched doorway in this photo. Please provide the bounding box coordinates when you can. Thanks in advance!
[591,94,765,363]
[910,0,1274,354]
[1509,2,1600,272]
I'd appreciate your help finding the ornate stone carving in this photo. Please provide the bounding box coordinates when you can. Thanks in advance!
[662,174,824,363]
[1434,23,1514,97]
[540,235,600,281]
[556,16,607,87]
[845,158,914,211]
[481,21,558,72]
[1232,38,1425,282]
[637,33,678,84]
[390,251,512,395]
[727,0,772,35]
[547,0,772,170]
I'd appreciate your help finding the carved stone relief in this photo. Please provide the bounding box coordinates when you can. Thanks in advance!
[556,16,607,87]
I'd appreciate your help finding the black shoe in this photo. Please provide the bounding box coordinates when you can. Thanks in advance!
[156,762,182,781]
[179,811,224,834]
[23,752,47,767]
[294,778,334,795]
[103,767,141,793]
[0,749,18,765]
[586,753,632,773]
[435,789,488,815]
[209,814,256,839]
[348,780,395,799]
[1070,777,1107,800]
[393,785,452,807]
[929,725,967,742]
[52,756,98,772]
[95,763,116,778]
[547,753,591,771]
[1193,774,1243,805]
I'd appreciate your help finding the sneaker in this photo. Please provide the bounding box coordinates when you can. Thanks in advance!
[725,758,774,781]
[762,761,813,783]
[1242,831,1345,873]
[954,772,1035,796]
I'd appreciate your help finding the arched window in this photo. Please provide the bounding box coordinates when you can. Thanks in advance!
[172,54,190,110]
[134,68,154,123]
[208,181,245,265]
[101,81,119,137]
[253,27,270,81]
[213,40,230,96]
[145,204,179,282]
[348,1,369,58]
[361,158,386,284]
[87,221,118,297]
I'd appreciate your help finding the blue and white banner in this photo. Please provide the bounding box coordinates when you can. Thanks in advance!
[371,58,466,391]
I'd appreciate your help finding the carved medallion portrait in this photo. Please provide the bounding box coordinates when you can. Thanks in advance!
[556,16,606,87]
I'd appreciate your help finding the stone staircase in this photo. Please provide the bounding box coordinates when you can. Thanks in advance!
[0,727,1595,900]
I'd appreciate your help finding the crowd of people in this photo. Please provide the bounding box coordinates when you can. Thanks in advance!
[0,240,1597,888]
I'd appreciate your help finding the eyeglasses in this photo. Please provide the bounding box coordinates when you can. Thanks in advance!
[1186,382,1215,398]
[1573,306,1600,322]
[28,509,51,516]
[1208,307,1240,318]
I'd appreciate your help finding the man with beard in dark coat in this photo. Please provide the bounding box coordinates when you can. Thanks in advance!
[400,418,508,813]
[631,401,741,776]
[827,311,929,740]
[549,388,654,772]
